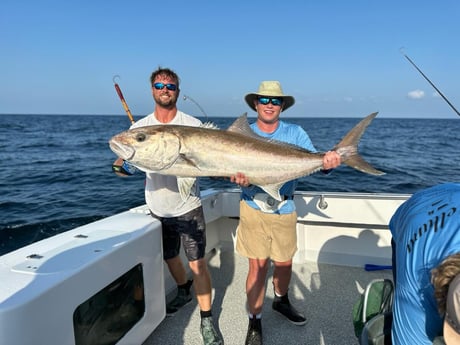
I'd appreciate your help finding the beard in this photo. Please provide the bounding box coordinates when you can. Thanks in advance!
[154,93,177,108]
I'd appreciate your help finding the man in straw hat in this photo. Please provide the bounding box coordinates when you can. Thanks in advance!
[231,81,341,345]
[389,183,460,345]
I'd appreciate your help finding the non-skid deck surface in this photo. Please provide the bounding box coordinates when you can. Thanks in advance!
[143,250,392,345]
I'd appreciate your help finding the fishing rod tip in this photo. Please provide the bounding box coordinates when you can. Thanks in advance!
[112,75,121,84]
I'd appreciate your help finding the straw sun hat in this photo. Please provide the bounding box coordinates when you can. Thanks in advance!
[244,81,295,112]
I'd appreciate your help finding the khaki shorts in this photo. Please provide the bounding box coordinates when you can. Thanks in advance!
[236,201,298,262]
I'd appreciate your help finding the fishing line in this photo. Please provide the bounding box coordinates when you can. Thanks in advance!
[400,48,460,117]
[183,94,209,122]
[113,75,135,124]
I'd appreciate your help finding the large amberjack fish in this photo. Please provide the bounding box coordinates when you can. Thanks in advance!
[109,112,384,201]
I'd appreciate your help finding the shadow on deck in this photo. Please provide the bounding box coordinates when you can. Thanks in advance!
[143,249,392,345]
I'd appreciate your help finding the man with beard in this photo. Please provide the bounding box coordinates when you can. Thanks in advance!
[112,67,222,345]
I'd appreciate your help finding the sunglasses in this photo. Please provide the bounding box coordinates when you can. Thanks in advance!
[257,97,283,106]
[153,82,177,91]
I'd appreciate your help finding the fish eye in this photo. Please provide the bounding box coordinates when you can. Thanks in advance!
[135,133,146,142]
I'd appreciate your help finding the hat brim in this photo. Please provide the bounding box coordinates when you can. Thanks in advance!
[244,93,295,112]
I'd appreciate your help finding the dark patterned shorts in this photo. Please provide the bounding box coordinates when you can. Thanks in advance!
[151,207,206,262]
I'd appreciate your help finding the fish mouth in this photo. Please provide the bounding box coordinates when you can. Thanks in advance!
[109,139,135,160]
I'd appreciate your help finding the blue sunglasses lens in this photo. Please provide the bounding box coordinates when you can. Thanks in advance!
[153,82,177,91]
[258,97,282,106]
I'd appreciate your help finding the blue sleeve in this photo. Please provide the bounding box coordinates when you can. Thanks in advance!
[277,122,317,152]
[291,124,331,173]
[296,128,316,152]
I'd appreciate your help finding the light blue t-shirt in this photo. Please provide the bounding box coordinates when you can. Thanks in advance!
[389,183,460,344]
[241,120,316,214]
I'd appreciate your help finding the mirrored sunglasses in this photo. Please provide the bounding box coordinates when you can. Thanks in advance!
[257,97,283,106]
[153,82,177,91]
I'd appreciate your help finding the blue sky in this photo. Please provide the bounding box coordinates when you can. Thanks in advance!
[1,0,459,118]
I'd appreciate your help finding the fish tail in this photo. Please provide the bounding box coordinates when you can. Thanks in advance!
[333,112,385,176]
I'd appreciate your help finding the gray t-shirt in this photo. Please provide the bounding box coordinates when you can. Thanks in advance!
[130,111,202,217]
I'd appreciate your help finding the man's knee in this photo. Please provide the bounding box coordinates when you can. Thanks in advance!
[188,258,208,276]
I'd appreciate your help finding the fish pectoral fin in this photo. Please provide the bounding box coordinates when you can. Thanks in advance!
[177,177,197,201]
[260,184,284,201]
[179,154,201,170]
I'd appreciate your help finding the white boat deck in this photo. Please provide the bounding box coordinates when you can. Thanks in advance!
[0,189,406,345]
[143,189,405,344]
[144,249,392,345]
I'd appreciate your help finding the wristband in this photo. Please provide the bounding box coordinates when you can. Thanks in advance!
[112,160,136,175]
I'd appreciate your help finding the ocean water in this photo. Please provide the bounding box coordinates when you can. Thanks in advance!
[1,114,459,255]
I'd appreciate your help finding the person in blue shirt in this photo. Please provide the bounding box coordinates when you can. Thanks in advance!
[389,183,460,345]
[231,81,341,345]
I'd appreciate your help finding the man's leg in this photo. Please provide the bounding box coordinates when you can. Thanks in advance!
[272,260,292,296]
[161,213,194,316]
[271,260,307,325]
[165,255,193,316]
[188,258,212,311]
[189,257,221,345]
[179,207,221,345]
[246,258,269,315]
[244,258,269,345]
[166,255,188,286]
[236,202,272,345]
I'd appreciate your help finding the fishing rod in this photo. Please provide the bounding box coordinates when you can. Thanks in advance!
[112,75,137,176]
[113,75,135,124]
[400,48,460,117]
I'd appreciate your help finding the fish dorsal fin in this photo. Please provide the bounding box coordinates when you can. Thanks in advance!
[201,121,219,130]
[227,113,251,133]
[226,113,270,141]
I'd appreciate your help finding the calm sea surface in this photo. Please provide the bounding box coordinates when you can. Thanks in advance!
[1,114,459,255]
